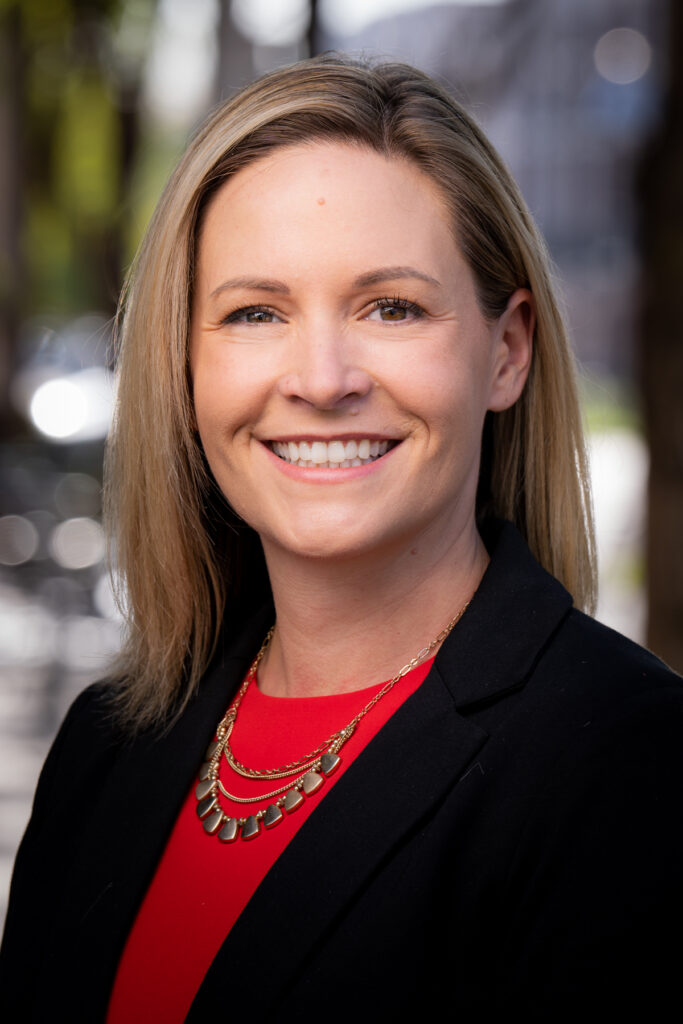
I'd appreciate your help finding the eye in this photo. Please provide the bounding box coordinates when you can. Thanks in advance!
[222,305,282,325]
[365,298,425,323]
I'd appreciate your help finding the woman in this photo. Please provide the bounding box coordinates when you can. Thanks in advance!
[1,55,682,1022]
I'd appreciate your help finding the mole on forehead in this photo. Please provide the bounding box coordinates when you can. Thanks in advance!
[316,197,326,205]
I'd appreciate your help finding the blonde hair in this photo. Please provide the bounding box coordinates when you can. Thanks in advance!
[106,55,596,730]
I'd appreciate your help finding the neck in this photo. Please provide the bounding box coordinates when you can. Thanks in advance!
[257,517,488,698]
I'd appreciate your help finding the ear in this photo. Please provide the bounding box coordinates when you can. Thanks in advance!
[487,288,535,412]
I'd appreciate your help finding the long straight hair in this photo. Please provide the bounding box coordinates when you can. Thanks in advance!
[106,55,596,730]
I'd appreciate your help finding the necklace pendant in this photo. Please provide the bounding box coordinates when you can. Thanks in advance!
[203,810,224,834]
[198,762,213,782]
[283,789,304,813]
[197,796,218,819]
[195,779,214,801]
[218,818,239,843]
[241,815,261,841]
[302,771,324,796]
[263,804,284,829]
[320,752,341,776]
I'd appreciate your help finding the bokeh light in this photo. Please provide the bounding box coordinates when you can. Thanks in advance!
[50,517,106,570]
[594,27,651,85]
[0,516,40,566]
[26,368,114,444]
[30,378,87,439]
[231,0,310,46]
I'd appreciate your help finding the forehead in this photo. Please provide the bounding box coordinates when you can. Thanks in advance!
[196,141,460,280]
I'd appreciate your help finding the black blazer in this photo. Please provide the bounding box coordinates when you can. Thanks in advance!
[2,521,683,1022]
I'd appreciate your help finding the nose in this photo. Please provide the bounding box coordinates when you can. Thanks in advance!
[278,324,373,410]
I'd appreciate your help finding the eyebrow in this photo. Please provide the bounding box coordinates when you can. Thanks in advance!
[209,277,290,298]
[353,266,441,288]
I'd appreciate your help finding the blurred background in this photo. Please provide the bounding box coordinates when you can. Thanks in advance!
[1,0,682,927]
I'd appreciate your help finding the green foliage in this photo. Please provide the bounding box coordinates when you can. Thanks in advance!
[23,198,75,311]
[9,0,157,318]
[54,74,121,226]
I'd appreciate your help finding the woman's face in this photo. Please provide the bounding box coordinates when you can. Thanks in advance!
[190,141,531,566]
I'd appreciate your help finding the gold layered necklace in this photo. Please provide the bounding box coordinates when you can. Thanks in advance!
[196,603,469,843]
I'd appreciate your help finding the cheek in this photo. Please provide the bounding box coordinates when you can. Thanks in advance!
[401,350,490,436]
[192,385,241,488]
[191,347,256,446]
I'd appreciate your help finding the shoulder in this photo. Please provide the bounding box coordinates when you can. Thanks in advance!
[3,681,127,894]
[0,682,125,1007]
[494,604,683,786]
[442,518,682,731]
[548,606,677,687]
[31,682,126,808]
[475,517,681,714]
[525,607,683,743]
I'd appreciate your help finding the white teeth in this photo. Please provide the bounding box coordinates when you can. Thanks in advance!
[270,438,393,468]
[311,441,327,464]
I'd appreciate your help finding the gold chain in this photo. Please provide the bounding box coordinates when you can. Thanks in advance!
[220,604,469,780]
[217,772,310,803]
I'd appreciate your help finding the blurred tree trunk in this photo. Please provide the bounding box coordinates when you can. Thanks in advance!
[638,2,683,672]
[307,0,319,56]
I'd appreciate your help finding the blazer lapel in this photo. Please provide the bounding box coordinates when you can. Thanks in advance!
[439,520,574,710]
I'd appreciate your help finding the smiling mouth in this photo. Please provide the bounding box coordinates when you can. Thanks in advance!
[269,438,396,468]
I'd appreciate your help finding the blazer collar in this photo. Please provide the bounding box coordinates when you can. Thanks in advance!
[436,519,573,709]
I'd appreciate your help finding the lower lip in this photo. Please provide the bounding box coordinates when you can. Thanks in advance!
[260,442,400,482]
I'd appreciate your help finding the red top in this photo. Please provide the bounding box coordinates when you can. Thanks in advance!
[106,658,434,1024]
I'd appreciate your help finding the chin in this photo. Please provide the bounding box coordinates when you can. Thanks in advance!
[268,532,372,563]
[263,512,426,565]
